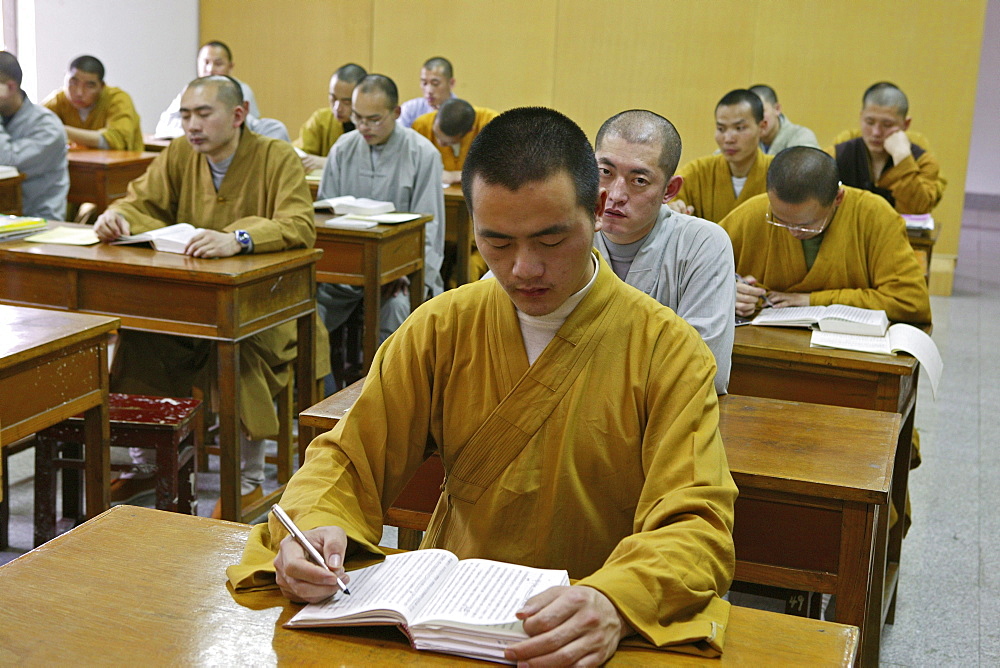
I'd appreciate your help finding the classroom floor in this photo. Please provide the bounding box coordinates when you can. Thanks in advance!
[2,203,998,666]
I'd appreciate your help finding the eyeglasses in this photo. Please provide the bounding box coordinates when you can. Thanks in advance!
[349,111,387,128]
[765,206,836,234]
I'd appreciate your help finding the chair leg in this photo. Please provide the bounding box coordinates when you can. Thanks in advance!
[60,441,84,523]
[397,528,423,551]
[0,447,10,549]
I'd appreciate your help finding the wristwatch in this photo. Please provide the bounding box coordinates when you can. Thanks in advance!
[234,230,253,254]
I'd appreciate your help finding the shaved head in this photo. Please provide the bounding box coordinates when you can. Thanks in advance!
[863,81,909,118]
[334,63,367,86]
[768,146,840,207]
[436,98,476,137]
[186,75,244,110]
[595,109,683,177]
[423,56,453,79]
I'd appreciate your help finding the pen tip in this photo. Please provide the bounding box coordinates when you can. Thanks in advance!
[343,588,352,595]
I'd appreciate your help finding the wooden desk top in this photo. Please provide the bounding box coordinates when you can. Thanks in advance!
[0,173,25,184]
[443,184,464,200]
[0,505,858,665]
[0,304,118,367]
[0,223,321,286]
[142,134,172,152]
[720,394,897,505]
[734,325,918,377]
[314,212,432,240]
[66,149,159,166]
[299,378,364,428]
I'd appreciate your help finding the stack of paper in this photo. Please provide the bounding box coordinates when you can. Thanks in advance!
[752,304,889,337]
[0,165,19,179]
[314,195,395,216]
[811,324,943,397]
[901,213,934,231]
[0,215,47,242]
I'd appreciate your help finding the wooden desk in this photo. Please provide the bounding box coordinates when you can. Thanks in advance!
[0,505,859,665]
[313,213,428,375]
[67,150,158,214]
[443,184,472,286]
[0,305,117,520]
[730,326,918,666]
[300,386,894,665]
[0,229,319,523]
[142,134,172,153]
[0,173,25,215]
[908,223,939,283]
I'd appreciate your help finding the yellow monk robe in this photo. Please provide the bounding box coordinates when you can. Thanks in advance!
[108,129,328,440]
[230,254,738,655]
[42,87,143,150]
[675,149,773,222]
[411,106,500,172]
[293,107,346,157]
[719,187,931,323]
[827,129,946,214]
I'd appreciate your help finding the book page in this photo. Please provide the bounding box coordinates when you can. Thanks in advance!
[820,305,886,325]
[411,559,569,628]
[817,305,888,336]
[752,305,826,326]
[888,324,943,399]
[288,549,458,625]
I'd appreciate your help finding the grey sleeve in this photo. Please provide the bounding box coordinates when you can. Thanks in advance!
[674,227,736,395]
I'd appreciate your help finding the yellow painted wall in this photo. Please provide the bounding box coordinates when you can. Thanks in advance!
[202,0,987,294]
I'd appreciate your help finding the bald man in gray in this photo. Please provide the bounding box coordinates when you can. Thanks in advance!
[594,110,735,394]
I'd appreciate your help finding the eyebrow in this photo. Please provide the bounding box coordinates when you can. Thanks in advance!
[179,104,214,114]
[477,223,574,240]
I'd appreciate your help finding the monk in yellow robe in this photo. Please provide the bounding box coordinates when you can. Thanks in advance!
[827,82,946,215]
[43,55,142,151]
[95,76,325,511]
[720,146,931,324]
[672,89,773,222]
[230,108,737,663]
[293,63,367,173]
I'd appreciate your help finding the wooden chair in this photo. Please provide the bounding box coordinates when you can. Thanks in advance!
[32,393,201,547]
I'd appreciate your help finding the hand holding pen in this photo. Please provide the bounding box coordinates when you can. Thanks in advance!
[734,273,774,316]
[272,504,352,600]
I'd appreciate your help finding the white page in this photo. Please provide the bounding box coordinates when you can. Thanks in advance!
[289,549,457,625]
[888,324,943,399]
[752,305,826,325]
[411,558,569,627]
[820,305,886,326]
[24,226,100,246]
[810,330,892,354]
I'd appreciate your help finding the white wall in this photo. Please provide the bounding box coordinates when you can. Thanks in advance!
[16,0,198,134]
[967,0,1000,195]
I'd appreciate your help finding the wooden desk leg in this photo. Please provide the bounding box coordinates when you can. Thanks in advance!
[361,244,381,375]
[455,202,471,286]
[83,342,111,519]
[885,404,916,624]
[837,502,878,668]
[217,340,242,521]
[296,313,316,469]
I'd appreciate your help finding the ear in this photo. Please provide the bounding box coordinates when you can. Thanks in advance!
[902,116,912,131]
[392,106,401,120]
[834,186,846,207]
[593,189,608,231]
[663,175,684,204]
[774,102,782,116]
[233,101,247,127]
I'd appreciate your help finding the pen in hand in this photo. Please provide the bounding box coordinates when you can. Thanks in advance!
[272,504,352,595]
[734,272,775,308]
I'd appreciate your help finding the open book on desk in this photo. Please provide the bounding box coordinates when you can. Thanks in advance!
[752,304,889,337]
[811,324,943,398]
[286,549,569,664]
[110,223,199,254]
[314,195,395,216]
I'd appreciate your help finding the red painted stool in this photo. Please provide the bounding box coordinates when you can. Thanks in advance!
[34,393,201,547]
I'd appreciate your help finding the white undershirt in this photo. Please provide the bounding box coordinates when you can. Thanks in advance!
[516,254,599,365]
[731,175,747,198]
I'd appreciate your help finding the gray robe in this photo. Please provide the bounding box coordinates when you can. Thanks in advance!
[0,93,69,220]
[595,205,735,394]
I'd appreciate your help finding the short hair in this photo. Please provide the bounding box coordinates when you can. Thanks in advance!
[595,109,683,178]
[436,98,476,137]
[186,75,244,109]
[749,84,778,106]
[200,40,233,62]
[0,51,23,85]
[462,107,599,213]
[355,74,398,109]
[69,55,105,82]
[862,81,909,117]
[334,63,367,86]
[423,57,453,79]
[716,89,764,124]
[767,146,841,207]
